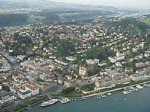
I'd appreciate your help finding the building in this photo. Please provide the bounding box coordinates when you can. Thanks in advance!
[130,74,149,82]
[79,66,88,79]
[0,92,15,104]
[18,89,31,99]
[66,56,77,62]
[25,85,39,96]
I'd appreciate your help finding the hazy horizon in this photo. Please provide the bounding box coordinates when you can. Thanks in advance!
[48,0,150,9]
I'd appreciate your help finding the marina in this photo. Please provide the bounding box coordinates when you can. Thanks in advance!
[26,87,150,112]
[38,84,148,108]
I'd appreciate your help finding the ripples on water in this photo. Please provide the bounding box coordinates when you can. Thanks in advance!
[26,88,150,112]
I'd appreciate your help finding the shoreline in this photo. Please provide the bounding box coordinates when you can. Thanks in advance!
[84,80,150,98]
[6,80,150,112]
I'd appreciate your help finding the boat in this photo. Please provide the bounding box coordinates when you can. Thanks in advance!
[148,84,150,88]
[60,98,70,104]
[143,83,148,87]
[136,85,143,89]
[101,93,106,98]
[97,96,101,99]
[27,106,32,110]
[72,98,77,101]
[123,91,128,95]
[81,96,87,100]
[135,88,139,91]
[107,93,112,96]
[96,93,100,99]
[40,99,59,107]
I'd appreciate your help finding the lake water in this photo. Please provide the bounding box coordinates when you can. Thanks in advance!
[26,88,150,112]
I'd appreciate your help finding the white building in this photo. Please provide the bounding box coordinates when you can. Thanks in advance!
[66,56,77,62]
[18,89,31,99]
[25,85,39,96]
[130,74,150,81]
[79,66,88,79]
[0,92,15,104]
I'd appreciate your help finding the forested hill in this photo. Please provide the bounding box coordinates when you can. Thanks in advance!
[0,14,28,27]
[0,0,56,9]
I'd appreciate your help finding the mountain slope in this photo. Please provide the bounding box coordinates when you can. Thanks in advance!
[0,0,59,9]
[0,0,118,12]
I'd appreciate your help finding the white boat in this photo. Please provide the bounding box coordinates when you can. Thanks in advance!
[136,85,143,89]
[135,88,139,91]
[123,91,128,95]
[40,99,59,107]
[101,93,106,98]
[81,97,87,100]
[143,83,148,87]
[60,98,70,104]
[107,93,112,96]
[97,96,101,99]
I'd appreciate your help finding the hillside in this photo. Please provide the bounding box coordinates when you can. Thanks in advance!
[0,0,118,12]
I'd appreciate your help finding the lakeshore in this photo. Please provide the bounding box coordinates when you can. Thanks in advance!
[26,87,150,112]
[8,80,150,112]
[84,80,150,98]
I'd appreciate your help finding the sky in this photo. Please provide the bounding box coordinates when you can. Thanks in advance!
[48,0,150,9]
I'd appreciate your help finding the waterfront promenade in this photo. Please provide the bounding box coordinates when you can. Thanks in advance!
[26,87,150,112]
[83,80,150,98]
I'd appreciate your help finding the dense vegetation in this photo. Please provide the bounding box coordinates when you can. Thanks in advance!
[85,47,115,61]
[108,18,150,33]
[6,32,33,56]
[0,14,28,26]
[35,12,59,22]
[61,87,81,97]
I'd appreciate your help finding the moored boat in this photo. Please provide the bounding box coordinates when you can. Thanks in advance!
[107,93,112,96]
[60,98,70,104]
[123,91,128,95]
[101,93,106,98]
[136,85,143,89]
[40,99,59,107]
[81,96,87,100]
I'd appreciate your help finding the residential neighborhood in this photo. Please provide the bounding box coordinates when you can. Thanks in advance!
[0,9,150,111]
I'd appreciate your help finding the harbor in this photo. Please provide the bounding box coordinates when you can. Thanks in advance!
[9,81,150,112]
[26,86,150,112]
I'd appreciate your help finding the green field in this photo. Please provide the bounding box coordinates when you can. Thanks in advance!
[35,16,46,20]
[141,18,150,25]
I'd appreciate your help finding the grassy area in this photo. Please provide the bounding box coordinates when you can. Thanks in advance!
[57,12,78,17]
[61,87,82,97]
[62,92,82,97]
[13,95,48,112]
[57,12,78,20]
[35,16,46,21]
[82,84,95,91]
[140,18,150,25]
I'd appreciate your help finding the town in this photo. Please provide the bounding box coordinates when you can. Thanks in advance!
[0,9,150,111]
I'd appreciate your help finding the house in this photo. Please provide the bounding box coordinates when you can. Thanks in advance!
[98,62,107,67]
[115,62,122,67]
[86,59,99,65]
[130,74,149,81]
[0,91,15,104]
[25,85,39,96]
[18,89,31,99]
[66,56,77,62]
[79,66,88,79]
[135,62,145,68]
[108,57,117,63]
